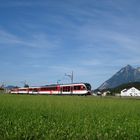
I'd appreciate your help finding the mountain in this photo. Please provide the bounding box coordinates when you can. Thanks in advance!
[98,65,140,90]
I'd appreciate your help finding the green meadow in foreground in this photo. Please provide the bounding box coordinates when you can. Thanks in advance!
[0,94,140,140]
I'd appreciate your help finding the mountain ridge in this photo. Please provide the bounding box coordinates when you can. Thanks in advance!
[98,65,140,90]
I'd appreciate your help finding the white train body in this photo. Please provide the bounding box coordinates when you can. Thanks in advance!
[10,83,91,95]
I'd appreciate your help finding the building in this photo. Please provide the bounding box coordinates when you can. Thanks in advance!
[121,87,140,96]
[102,91,111,96]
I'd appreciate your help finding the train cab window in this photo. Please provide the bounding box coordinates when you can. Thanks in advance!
[81,86,86,90]
[85,83,91,90]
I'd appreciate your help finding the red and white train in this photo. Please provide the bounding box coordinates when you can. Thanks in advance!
[10,83,91,95]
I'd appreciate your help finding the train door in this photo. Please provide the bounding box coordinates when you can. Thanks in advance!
[57,85,61,94]
[60,87,63,94]
[70,86,73,94]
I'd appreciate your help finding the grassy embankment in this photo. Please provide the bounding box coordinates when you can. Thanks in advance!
[0,93,140,139]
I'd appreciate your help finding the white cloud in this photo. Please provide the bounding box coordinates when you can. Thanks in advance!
[0,29,61,50]
[0,30,22,44]
[0,1,48,7]
[81,59,102,66]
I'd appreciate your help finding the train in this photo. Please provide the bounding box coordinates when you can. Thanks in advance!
[10,83,91,95]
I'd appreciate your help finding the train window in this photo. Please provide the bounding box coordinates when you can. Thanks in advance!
[33,89,38,92]
[74,86,81,90]
[29,88,33,91]
[62,86,70,92]
[51,87,57,91]
[40,88,46,91]
[46,87,57,91]
[19,89,27,91]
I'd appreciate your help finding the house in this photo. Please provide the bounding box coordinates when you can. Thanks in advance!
[102,91,111,96]
[121,87,140,96]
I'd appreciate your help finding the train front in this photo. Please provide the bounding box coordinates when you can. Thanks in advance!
[84,83,92,95]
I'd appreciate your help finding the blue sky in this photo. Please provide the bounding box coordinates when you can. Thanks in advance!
[0,0,140,88]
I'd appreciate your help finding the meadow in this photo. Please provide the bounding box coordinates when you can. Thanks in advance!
[0,93,140,140]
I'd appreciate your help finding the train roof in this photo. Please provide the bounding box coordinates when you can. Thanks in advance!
[42,83,90,87]
[12,83,91,89]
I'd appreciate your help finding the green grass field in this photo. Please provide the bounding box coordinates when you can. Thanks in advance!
[0,93,140,140]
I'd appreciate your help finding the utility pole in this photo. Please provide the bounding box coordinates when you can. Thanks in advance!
[65,71,73,83]
[57,80,61,84]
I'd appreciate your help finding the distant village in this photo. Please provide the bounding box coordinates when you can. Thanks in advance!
[94,86,140,97]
